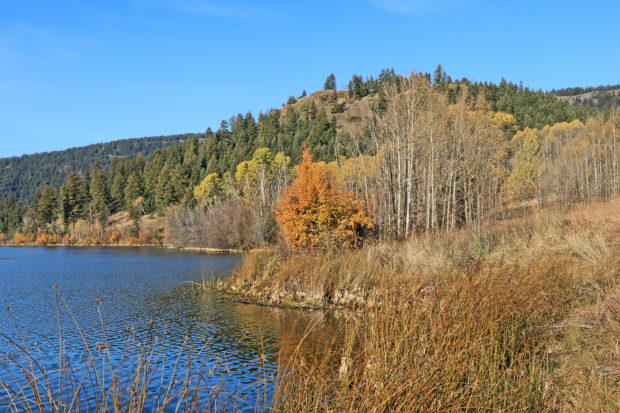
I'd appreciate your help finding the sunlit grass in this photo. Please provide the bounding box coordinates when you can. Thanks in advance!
[227,197,620,411]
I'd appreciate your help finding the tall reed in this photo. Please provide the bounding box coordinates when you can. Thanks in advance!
[0,288,272,412]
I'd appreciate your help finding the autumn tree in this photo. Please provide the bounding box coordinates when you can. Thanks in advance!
[503,129,541,202]
[194,173,223,206]
[363,74,505,237]
[275,149,372,249]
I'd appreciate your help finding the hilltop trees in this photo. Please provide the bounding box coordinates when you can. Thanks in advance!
[361,74,506,238]
[324,73,336,90]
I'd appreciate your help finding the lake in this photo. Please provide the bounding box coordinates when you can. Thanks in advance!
[0,247,331,411]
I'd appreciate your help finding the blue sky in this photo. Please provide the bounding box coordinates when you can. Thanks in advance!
[0,0,618,158]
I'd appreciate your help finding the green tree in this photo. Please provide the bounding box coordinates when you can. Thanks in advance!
[90,166,109,227]
[35,185,57,229]
[124,172,144,207]
[61,172,85,225]
[324,73,336,90]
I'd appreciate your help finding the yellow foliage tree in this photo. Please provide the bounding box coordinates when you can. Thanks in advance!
[503,129,541,201]
[194,173,223,205]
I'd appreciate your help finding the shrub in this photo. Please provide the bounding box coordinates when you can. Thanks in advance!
[13,233,33,245]
[275,149,372,250]
[34,232,49,246]
[166,200,266,249]
[139,230,152,244]
[107,231,121,244]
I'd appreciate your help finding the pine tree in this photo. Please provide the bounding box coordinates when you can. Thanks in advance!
[109,160,126,212]
[36,185,57,228]
[324,73,336,90]
[124,172,144,207]
[61,172,84,225]
[90,167,109,228]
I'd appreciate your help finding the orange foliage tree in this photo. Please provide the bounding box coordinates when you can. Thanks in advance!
[275,149,373,249]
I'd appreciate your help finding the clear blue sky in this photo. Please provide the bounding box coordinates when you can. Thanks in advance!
[1,0,618,158]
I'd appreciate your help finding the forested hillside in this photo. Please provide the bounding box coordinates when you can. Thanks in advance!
[1,67,591,205]
[0,134,195,203]
[1,67,616,248]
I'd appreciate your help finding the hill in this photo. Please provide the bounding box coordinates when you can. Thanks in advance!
[0,134,198,203]
[554,84,620,109]
[0,67,602,211]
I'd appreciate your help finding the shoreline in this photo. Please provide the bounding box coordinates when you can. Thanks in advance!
[0,242,251,255]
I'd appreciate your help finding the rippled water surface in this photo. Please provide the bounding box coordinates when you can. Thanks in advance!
[0,247,331,411]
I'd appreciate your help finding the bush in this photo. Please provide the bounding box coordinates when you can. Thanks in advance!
[13,233,33,245]
[34,232,49,246]
[275,149,372,250]
[166,200,267,250]
[107,231,121,244]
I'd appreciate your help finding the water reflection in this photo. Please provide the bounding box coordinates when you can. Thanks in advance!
[0,247,338,411]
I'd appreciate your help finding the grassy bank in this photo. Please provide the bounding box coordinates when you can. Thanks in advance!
[1,199,618,411]
[222,198,620,411]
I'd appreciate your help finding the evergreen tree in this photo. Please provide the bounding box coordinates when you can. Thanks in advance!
[90,166,109,228]
[155,164,177,213]
[1,195,23,234]
[324,73,336,90]
[124,172,144,207]
[35,185,57,229]
[109,164,127,212]
[61,172,83,225]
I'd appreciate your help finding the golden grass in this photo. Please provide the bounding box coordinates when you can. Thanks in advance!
[223,197,620,411]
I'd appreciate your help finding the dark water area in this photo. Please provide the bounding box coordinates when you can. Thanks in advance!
[0,247,333,411]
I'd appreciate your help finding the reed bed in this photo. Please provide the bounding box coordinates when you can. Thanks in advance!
[226,198,620,411]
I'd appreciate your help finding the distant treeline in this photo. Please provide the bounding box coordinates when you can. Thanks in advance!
[553,84,620,96]
[0,134,194,203]
[345,66,591,130]
[552,84,620,110]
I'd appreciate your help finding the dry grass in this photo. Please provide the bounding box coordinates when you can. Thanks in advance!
[2,197,618,411]
[223,197,620,411]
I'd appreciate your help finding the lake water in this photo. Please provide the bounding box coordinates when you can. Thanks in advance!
[0,247,331,411]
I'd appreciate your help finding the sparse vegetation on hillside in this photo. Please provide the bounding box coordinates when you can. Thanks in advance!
[554,84,620,110]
